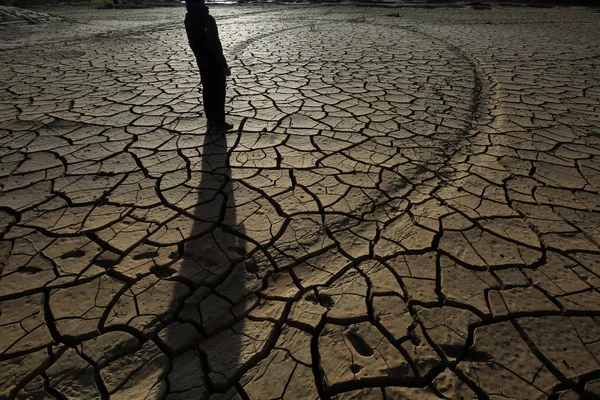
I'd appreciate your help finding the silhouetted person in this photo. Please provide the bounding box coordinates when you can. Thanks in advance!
[185,0,233,133]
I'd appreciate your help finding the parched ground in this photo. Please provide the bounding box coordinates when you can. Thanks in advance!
[1,3,600,399]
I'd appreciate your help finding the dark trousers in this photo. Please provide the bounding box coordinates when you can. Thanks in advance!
[199,66,226,125]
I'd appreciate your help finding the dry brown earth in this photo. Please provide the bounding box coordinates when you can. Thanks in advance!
[0,3,599,399]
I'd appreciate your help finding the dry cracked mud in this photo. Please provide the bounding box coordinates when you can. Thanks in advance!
[1,3,600,399]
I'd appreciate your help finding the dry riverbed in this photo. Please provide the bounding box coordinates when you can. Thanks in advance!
[1,3,600,399]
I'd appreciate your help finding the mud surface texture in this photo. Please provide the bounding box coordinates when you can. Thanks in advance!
[1,3,600,400]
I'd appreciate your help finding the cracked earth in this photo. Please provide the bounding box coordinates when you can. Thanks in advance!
[1,3,600,399]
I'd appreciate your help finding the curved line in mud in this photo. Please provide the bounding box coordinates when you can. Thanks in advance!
[228,25,309,59]
[231,18,490,135]
[398,25,489,129]
[232,19,488,142]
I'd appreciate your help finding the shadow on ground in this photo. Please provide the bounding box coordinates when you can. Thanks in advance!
[166,131,252,397]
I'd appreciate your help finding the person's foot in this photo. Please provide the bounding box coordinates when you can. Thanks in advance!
[211,122,234,133]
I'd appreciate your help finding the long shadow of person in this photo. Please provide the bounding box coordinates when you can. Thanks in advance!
[165,130,258,398]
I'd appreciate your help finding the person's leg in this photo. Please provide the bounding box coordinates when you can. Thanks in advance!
[200,68,216,126]
[202,66,231,131]
[213,70,226,126]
